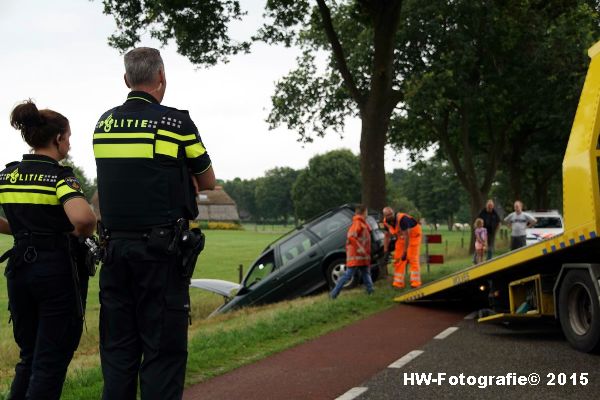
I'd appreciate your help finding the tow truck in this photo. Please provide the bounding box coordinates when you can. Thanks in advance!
[395,40,600,353]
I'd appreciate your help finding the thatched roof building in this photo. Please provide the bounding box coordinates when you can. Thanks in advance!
[90,186,240,223]
[197,186,240,222]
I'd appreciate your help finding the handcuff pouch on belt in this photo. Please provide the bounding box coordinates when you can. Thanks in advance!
[81,236,103,277]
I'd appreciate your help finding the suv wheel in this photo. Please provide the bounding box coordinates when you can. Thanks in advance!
[326,258,358,289]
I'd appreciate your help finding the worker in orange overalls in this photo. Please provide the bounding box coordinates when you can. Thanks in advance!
[382,207,422,288]
[330,204,374,299]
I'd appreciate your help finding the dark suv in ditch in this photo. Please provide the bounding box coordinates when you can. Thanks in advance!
[191,204,386,315]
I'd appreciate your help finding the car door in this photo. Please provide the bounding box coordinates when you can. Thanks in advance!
[274,230,325,299]
[241,249,285,306]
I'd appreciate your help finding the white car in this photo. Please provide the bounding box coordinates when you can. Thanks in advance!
[525,210,564,246]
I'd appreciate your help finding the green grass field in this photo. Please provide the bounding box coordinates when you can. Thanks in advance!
[0,225,489,398]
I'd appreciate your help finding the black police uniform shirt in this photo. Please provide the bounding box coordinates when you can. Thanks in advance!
[399,214,418,231]
[0,154,85,233]
[93,91,212,229]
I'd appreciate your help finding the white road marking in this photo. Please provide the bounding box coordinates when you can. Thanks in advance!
[434,326,459,339]
[388,350,424,369]
[335,387,369,400]
[464,311,478,320]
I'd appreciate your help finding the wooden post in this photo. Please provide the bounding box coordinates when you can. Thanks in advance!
[425,235,430,273]
[238,264,243,283]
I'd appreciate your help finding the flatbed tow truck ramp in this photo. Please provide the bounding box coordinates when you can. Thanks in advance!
[396,40,600,353]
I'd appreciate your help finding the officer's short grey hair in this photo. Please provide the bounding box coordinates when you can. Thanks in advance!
[124,47,164,86]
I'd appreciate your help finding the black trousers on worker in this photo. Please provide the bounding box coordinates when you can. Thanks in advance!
[99,238,190,400]
[5,245,87,400]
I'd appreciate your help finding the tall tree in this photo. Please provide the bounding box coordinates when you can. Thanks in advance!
[391,0,599,229]
[259,1,406,210]
[101,0,410,210]
[255,167,299,223]
[292,149,361,220]
[503,2,598,206]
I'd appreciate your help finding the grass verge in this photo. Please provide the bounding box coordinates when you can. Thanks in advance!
[0,228,476,399]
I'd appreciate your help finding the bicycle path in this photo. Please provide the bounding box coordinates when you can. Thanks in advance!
[183,304,464,400]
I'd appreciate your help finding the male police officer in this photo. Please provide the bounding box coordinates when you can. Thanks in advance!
[94,47,215,400]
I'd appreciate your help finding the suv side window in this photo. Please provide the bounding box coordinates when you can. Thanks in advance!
[308,210,352,239]
[245,250,275,288]
[280,232,316,266]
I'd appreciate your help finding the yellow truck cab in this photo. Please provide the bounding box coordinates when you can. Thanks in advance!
[396,40,600,353]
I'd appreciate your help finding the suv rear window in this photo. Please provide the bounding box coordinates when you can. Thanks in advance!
[308,210,352,239]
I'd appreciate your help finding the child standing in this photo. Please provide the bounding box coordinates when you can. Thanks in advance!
[474,218,488,264]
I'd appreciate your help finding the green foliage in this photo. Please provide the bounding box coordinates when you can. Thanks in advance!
[222,178,258,220]
[100,0,250,65]
[0,225,492,398]
[255,167,299,222]
[292,149,361,220]
[388,160,468,227]
[390,0,600,220]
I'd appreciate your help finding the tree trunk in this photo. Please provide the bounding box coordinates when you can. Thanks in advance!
[360,107,389,210]
[316,0,402,212]
[447,214,455,231]
[508,146,523,202]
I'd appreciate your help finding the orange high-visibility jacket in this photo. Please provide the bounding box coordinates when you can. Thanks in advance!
[346,214,372,267]
[384,212,421,246]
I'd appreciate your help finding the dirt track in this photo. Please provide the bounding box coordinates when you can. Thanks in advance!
[183,304,464,400]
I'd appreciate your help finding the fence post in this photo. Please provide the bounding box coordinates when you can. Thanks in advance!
[461,237,464,248]
[238,264,243,283]
[445,240,448,255]
[426,235,431,274]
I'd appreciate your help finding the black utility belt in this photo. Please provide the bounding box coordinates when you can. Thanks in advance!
[14,233,70,251]
[105,225,178,254]
[106,226,174,241]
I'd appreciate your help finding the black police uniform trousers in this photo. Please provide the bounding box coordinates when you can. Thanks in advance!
[5,243,87,400]
[99,238,190,400]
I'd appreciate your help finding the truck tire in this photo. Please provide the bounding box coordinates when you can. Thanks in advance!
[326,258,358,290]
[558,270,600,353]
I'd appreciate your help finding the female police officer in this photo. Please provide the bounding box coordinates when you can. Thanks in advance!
[0,100,96,399]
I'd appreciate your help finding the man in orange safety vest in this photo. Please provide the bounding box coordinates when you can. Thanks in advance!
[382,206,422,288]
[330,204,374,299]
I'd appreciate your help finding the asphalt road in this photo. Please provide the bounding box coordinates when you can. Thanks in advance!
[183,305,464,400]
[347,315,599,400]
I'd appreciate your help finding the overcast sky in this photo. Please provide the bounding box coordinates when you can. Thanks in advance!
[0,0,405,181]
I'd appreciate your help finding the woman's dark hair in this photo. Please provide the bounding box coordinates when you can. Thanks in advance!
[10,100,69,148]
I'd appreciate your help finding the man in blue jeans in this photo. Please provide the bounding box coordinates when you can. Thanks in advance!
[330,205,374,299]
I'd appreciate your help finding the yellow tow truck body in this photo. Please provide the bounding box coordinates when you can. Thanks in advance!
[395,41,600,353]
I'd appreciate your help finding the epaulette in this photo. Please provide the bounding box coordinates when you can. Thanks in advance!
[5,161,19,168]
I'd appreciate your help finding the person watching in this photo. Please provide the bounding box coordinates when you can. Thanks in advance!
[93,47,215,400]
[0,100,96,399]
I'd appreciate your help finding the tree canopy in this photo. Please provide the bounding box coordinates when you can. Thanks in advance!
[390,0,600,223]
[255,167,299,222]
[292,149,361,220]
[101,0,250,65]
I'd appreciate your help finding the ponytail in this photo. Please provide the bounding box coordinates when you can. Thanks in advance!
[10,100,69,149]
